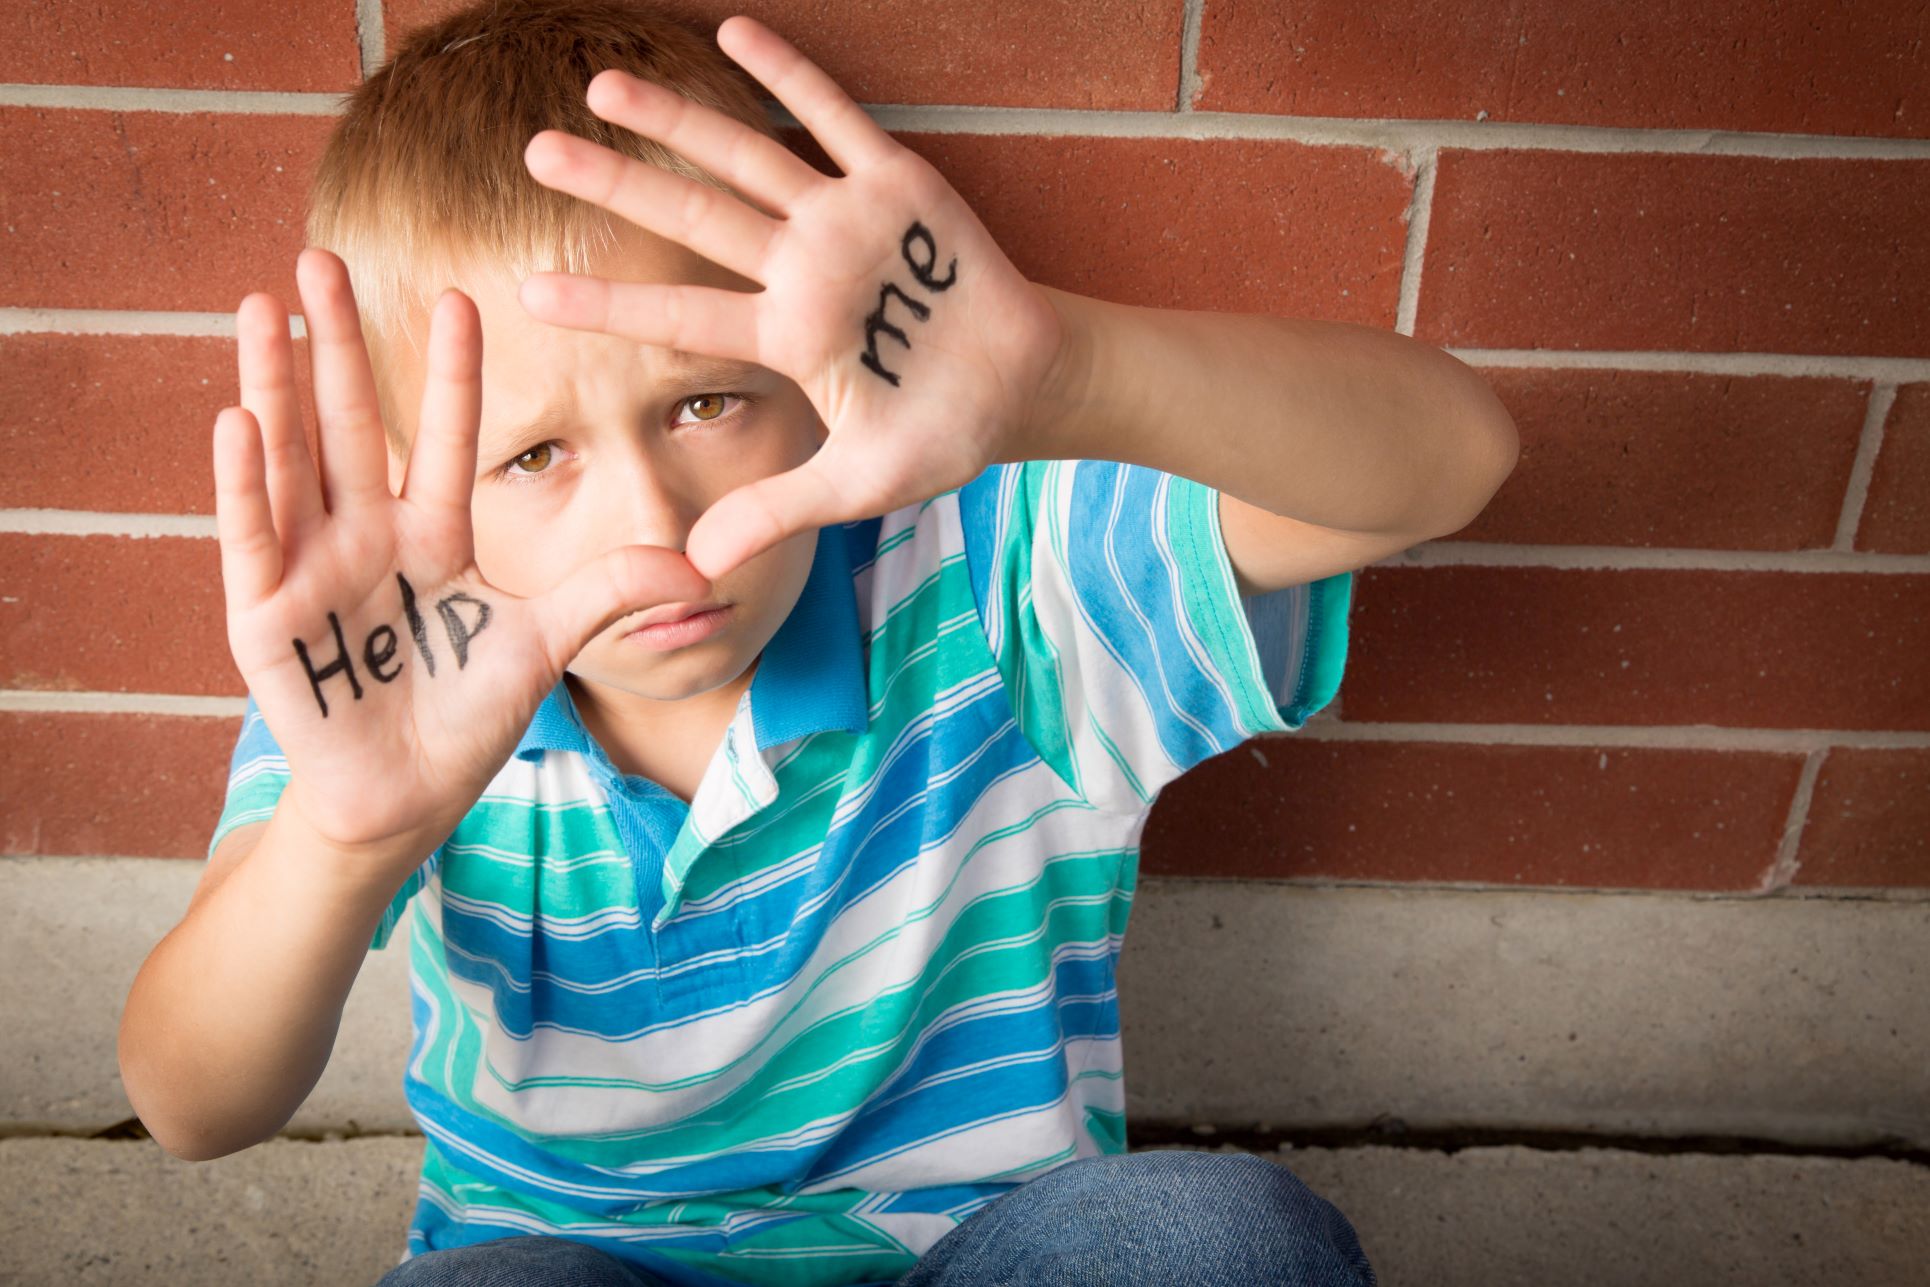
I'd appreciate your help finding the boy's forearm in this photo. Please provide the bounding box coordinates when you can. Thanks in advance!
[1014,285,1518,539]
[118,804,417,1161]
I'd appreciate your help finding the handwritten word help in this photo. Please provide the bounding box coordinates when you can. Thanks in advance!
[292,572,493,717]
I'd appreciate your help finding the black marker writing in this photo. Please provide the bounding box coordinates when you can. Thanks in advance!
[396,570,435,677]
[860,283,929,386]
[858,220,957,387]
[294,610,364,718]
[434,592,491,669]
[900,221,957,293]
[363,624,402,683]
[290,577,497,716]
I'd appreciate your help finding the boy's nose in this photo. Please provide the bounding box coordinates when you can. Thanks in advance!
[609,490,699,556]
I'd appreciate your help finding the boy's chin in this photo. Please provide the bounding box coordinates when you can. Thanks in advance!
[579,639,756,704]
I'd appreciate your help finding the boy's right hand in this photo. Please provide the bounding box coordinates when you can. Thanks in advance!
[214,248,710,879]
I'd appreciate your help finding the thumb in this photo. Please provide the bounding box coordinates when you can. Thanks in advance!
[685,451,852,582]
[532,544,714,671]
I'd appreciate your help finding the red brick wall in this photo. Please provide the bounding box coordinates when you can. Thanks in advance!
[3,1,1925,891]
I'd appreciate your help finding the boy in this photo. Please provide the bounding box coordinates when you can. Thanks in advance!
[118,2,1517,1283]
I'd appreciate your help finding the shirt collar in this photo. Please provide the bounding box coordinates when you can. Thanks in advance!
[514,523,868,765]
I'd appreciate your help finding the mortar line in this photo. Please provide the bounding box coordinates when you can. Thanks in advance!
[1262,722,1930,752]
[9,81,1930,161]
[1758,747,1828,892]
[11,856,1924,903]
[6,688,1928,753]
[1176,0,1205,114]
[355,0,386,78]
[0,309,308,338]
[7,509,1925,576]
[7,310,1924,386]
[612,102,1930,163]
[0,84,355,115]
[1143,873,1930,904]
[1832,382,1895,551]
[1375,542,1930,573]
[1392,146,1436,337]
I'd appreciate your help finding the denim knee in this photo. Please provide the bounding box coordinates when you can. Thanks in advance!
[900,1150,1376,1287]
[373,1234,657,1287]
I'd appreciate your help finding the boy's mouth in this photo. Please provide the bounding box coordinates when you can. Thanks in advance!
[621,601,734,652]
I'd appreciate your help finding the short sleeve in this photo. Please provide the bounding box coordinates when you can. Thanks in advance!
[957,459,1351,814]
[208,694,432,952]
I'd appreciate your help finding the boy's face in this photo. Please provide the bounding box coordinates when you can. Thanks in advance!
[380,226,822,704]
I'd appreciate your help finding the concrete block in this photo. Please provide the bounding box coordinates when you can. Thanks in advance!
[0,857,413,1136]
[2,1137,1925,1286]
[1120,881,1930,1149]
[0,1136,421,1285]
[5,859,1925,1150]
[1269,1144,1930,1287]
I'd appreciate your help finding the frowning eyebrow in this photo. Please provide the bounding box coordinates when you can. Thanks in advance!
[476,352,768,463]
[660,351,768,386]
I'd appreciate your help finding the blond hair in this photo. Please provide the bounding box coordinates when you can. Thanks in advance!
[304,0,780,449]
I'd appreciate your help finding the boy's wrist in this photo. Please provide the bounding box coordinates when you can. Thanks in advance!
[1001,284,1101,466]
[262,796,439,917]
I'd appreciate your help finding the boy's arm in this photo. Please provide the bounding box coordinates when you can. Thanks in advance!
[1015,285,1522,596]
[125,248,712,1162]
[118,804,427,1161]
[503,18,1516,586]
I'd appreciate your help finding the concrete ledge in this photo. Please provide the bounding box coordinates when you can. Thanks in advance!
[1119,880,1930,1149]
[2,1137,1924,1286]
[4,858,1926,1148]
[0,857,415,1136]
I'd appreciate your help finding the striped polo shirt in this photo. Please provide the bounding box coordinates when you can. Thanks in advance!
[206,459,1353,1287]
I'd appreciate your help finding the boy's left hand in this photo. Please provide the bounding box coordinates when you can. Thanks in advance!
[518,14,1071,581]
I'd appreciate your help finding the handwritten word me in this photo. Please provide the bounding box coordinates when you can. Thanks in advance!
[859,220,957,387]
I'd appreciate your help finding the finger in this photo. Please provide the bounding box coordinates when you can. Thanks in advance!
[582,67,825,216]
[684,451,851,582]
[236,292,324,546]
[211,406,284,610]
[714,16,899,177]
[525,127,778,285]
[295,247,395,514]
[533,544,715,673]
[400,290,483,524]
[519,273,761,362]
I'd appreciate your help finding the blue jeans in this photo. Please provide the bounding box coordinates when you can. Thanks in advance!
[374,1151,1377,1286]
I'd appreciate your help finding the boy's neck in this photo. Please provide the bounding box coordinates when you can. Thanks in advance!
[566,662,758,804]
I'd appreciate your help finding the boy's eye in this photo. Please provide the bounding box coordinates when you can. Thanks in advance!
[501,441,558,480]
[675,392,743,426]
[495,393,752,482]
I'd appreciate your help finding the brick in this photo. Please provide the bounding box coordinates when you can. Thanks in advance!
[1856,382,1930,555]
[0,0,359,93]
[0,332,321,516]
[1195,0,1930,140]
[0,711,237,859]
[1454,368,1868,551]
[1416,151,1930,359]
[866,131,1412,320]
[388,0,1184,111]
[1342,566,1930,732]
[1143,737,1795,890]
[0,534,234,696]
[1793,746,1930,888]
[0,107,329,312]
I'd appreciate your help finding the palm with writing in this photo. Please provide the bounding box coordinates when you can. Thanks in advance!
[517,14,1073,581]
[215,250,710,875]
